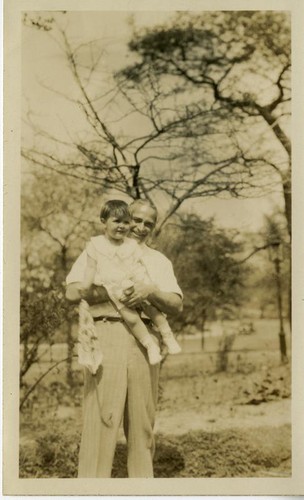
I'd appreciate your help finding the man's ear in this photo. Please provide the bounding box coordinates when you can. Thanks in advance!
[146,227,156,247]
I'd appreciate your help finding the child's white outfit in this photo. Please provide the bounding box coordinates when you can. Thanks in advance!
[86,235,144,310]
[78,235,181,366]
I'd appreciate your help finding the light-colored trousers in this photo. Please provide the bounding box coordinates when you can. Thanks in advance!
[78,320,160,478]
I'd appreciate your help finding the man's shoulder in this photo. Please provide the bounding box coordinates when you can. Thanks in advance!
[142,245,172,264]
[142,244,181,293]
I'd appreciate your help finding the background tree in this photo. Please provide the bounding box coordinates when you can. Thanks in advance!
[156,214,250,346]
[260,213,290,357]
[20,168,103,389]
[120,11,291,234]
[20,11,291,397]
[22,11,291,234]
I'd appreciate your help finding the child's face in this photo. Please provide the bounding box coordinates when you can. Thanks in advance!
[102,215,130,243]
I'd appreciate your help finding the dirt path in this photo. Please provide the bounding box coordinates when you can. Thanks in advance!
[155,398,291,435]
[154,359,291,436]
[20,362,292,478]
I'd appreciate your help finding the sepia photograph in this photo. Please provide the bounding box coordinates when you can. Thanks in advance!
[3,0,304,496]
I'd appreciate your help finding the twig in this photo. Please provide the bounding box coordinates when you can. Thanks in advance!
[19,355,77,411]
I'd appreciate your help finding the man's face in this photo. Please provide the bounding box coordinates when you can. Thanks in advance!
[129,205,156,244]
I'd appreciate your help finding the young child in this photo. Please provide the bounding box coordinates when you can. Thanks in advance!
[79,199,181,365]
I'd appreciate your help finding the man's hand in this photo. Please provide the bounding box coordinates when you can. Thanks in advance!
[66,283,109,305]
[120,282,156,308]
[82,284,110,305]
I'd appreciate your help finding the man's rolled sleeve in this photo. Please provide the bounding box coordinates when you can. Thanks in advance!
[66,251,87,285]
[141,246,183,297]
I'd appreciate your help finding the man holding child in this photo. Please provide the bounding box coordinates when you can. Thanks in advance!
[66,199,183,478]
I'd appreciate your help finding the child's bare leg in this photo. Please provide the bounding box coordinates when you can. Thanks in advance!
[119,307,162,365]
[141,303,182,354]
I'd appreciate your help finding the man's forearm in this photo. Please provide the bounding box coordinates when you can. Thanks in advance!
[66,283,109,305]
[120,281,183,315]
[148,287,183,316]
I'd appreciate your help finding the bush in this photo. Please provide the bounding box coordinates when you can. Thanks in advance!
[20,425,80,478]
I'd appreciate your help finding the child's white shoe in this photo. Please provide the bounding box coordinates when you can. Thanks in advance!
[146,342,162,365]
[162,332,182,354]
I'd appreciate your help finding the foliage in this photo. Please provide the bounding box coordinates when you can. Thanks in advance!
[22,11,291,233]
[20,286,69,383]
[156,214,249,330]
[19,357,291,478]
[121,11,291,233]
[21,169,101,267]
[247,255,289,320]
[20,12,291,402]
[20,169,96,391]
[20,375,83,415]
[20,424,80,478]
[161,426,290,477]
[19,425,291,478]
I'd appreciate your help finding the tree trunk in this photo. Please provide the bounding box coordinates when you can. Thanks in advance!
[282,172,291,329]
[66,322,75,387]
[282,173,291,238]
[60,245,75,387]
[258,107,291,157]
[200,313,207,350]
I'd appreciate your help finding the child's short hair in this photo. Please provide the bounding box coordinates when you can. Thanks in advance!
[100,199,130,221]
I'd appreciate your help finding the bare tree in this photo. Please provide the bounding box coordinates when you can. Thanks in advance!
[119,11,291,235]
[22,11,290,233]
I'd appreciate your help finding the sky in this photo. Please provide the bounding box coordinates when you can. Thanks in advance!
[22,10,285,233]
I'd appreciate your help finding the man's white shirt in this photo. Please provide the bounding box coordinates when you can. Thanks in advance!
[66,243,182,317]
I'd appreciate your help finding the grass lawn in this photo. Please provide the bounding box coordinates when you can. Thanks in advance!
[19,319,291,478]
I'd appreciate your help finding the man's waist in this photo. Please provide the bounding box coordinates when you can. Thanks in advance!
[89,302,118,317]
[93,315,153,326]
[89,302,151,323]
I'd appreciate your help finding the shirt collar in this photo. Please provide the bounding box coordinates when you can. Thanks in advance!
[93,235,136,259]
